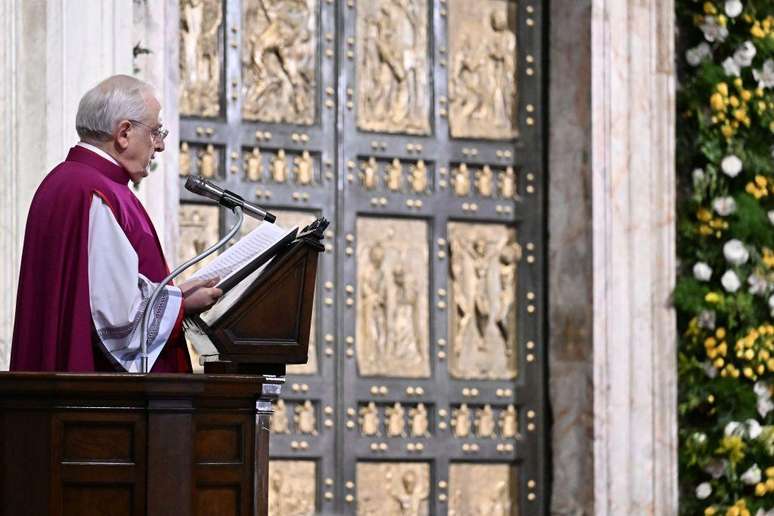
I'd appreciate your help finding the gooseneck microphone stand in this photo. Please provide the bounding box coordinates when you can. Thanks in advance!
[138,206,244,373]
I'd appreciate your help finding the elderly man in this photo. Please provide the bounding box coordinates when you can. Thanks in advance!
[10,75,221,373]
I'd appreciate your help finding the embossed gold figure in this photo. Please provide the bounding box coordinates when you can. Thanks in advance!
[409,403,429,437]
[199,144,218,178]
[360,243,388,366]
[452,403,471,438]
[179,0,222,117]
[499,404,518,438]
[294,150,314,186]
[360,401,381,436]
[475,404,496,438]
[475,165,494,197]
[448,223,519,380]
[452,163,471,197]
[449,464,515,516]
[385,158,403,192]
[177,205,219,283]
[245,147,263,181]
[242,0,316,125]
[356,219,430,378]
[179,142,192,176]
[357,463,430,515]
[356,0,430,135]
[499,165,516,198]
[386,402,406,437]
[360,157,379,190]
[268,461,316,516]
[449,1,518,139]
[295,400,317,435]
[271,399,290,434]
[389,470,430,516]
[410,159,428,194]
[271,149,288,183]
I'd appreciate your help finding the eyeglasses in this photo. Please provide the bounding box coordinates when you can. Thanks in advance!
[128,120,169,142]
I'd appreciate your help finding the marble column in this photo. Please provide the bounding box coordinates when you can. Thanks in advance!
[131,0,182,261]
[0,0,133,368]
[591,0,678,514]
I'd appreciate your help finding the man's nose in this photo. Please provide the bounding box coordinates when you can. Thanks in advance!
[155,139,165,152]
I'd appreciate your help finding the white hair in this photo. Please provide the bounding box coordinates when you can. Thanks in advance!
[75,75,156,141]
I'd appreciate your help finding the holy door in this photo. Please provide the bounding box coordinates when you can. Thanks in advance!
[177,0,545,513]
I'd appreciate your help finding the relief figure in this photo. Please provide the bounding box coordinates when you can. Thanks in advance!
[386,402,406,437]
[268,461,316,516]
[452,403,471,438]
[410,159,428,194]
[357,463,430,516]
[499,166,516,198]
[179,0,222,117]
[449,464,516,516]
[385,158,403,192]
[180,142,192,176]
[452,163,471,197]
[475,404,496,438]
[356,218,429,378]
[499,404,518,438]
[271,399,290,434]
[357,0,430,135]
[360,401,381,436]
[199,144,218,178]
[246,147,263,181]
[242,0,316,125]
[361,157,380,190]
[295,400,317,435]
[271,149,288,183]
[409,403,429,437]
[294,150,314,185]
[475,165,494,197]
[449,1,518,139]
[448,223,519,380]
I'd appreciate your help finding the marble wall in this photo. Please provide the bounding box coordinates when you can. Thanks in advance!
[548,1,594,514]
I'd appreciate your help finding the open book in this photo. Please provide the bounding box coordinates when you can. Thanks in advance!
[189,221,298,292]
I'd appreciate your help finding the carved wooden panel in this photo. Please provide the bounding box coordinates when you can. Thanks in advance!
[268,460,316,516]
[448,0,518,139]
[241,0,317,125]
[448,222,520,380]
[355,217,429,378]
[356,0,431,135]
[179,0,223,117]
[356,462,430,515]
[449,463,518,516]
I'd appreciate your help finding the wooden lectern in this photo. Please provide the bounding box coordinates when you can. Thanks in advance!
[0,220,326,516]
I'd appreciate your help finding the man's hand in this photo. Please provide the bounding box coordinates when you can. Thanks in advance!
[179,278,223,314]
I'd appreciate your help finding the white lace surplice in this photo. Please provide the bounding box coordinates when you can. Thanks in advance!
[87,194,182,372]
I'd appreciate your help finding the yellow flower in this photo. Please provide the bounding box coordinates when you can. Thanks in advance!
[755,483,767,496]
[717,83,729,96]
[767,358,774,371]
[727,506,740,516]
[743,366,754,378]
[715,357,725,368]
[722,124,735,139]
[741,90,752,102]
[698,208,713,222]
[766,466,774,478]
[767,478,774,491]
[705,292,721,304]
[705,508,717,516]
[729,96,740,108]
[717,343,727,356]
[755,175,768,187]
[717,14,727,26]
[703,2,717,14]
[711,93,726,111]
[751,23,765,38]
[756,87,764,97]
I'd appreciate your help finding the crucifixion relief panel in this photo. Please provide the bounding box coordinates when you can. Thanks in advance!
[177,0,544,514]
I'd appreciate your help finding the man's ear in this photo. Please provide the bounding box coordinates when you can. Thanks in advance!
[115,120,132,150]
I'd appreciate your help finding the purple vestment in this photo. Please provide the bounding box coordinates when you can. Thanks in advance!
[10,146,190,373]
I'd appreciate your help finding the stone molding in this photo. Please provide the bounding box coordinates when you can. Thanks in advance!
[591,0,678,514]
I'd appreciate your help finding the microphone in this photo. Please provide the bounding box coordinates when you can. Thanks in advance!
[185,176,276,223]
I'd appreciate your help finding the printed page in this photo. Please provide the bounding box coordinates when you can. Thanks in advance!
[190,222,293,284]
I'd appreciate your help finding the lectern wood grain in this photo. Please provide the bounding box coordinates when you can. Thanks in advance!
[0,373,281,516]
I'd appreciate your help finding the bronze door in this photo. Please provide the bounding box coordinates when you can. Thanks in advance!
[177,1,545,514]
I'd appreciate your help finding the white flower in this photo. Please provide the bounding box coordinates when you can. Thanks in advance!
[686,42,712,66]
[725,0,743,17]
[723,239,749,265]
[754,381,770,398]
[721,155,743,177]
[754,509,774,516]
[753,59,774,89]
[693,262,713,281]
[741,464,762,485]
[700,16,729,42]
[758,396,774,418]
[768,210,774,225]
[723,57,741,77]
[745,418,762,439]
[725,420,743,436]
[698,310,716,330]
[704,459,727,479]
[748,273,768,295]
[712,196,737,216]
[769,294,774,317]
[721,270,741,292]
[733,41,757,67]
[693,168,706,184]
[695,482,712,499]
[692,431,708,445]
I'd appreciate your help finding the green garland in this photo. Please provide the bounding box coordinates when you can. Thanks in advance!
[677,1,774,515]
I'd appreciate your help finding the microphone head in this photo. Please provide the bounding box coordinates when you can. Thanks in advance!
[185,176,223,203]
[185,175,206,194]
